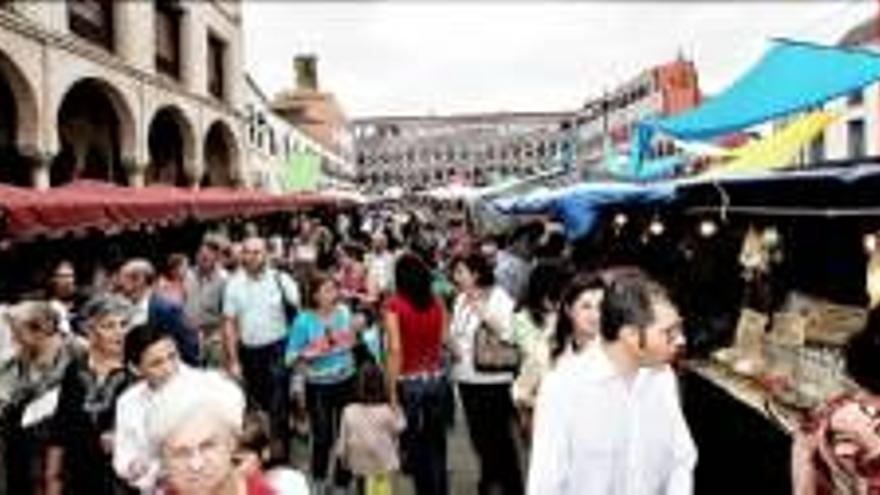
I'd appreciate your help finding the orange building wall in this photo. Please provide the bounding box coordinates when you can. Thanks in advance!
[654,60,702,116]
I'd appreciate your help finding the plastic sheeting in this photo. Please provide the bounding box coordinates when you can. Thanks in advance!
[704,110,838,177]
[644,39,880,141]
[494,181,676,239]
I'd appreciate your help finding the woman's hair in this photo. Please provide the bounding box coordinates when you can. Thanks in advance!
[356,362,389,404]
[339,242,366,263]
[303,271,336,310]
[552,272,606,360]
[163,253,188,277]
[147,370,246,455]
[395,252,435,311]
[844,307,880,394]
[124,322,173,368]
[80,293,131,328]
[518,261,571,329]
[450,252,495,289]
[7,300,60,336]
[238,409,270,458]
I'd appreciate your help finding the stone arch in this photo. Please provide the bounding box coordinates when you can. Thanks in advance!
[0,49,39,186]
[147,105,196,187]
[202,119,241,188]
[52,77,137,186]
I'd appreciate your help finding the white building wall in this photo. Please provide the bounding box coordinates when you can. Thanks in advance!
[0,0,248,189]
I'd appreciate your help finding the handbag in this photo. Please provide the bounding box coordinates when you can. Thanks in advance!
[473,321,521,374]
[273,270,298,325]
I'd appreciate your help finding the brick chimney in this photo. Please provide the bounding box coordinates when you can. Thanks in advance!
[294,55,318,92]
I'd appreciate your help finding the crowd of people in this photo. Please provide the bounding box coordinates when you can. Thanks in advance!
[0,205,879,495]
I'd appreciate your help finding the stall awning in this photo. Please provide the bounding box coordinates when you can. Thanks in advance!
[644,39,880,142]
[705,110,839,177]
[0,181,357,241]
[494,163,880,239]
[494,181,676,239]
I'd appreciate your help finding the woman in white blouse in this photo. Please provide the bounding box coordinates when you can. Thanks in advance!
[449,252,523,495]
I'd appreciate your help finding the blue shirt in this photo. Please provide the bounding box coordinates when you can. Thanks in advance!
[286,305,356,384]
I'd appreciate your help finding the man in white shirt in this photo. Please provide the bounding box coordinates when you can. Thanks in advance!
[223,236,300,462]
[114,322,193,493]
[528,270,697,495]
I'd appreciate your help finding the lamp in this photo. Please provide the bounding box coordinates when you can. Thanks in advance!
[864,233,877,254]
[699,219,718,238]
[649,217,665,236]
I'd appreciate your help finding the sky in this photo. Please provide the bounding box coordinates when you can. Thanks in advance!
[243,1,876,119]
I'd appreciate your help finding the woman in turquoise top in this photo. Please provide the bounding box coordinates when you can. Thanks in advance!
[286,271,356,489]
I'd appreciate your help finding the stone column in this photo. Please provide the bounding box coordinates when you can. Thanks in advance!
[27,149,53,190]
[114,2,154,72]
[126,161,147,188]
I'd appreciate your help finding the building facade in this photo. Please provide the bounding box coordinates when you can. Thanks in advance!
[0,0,247,189]
[805,15,880,164]
[353,58,700,193]
[352,111,580,193]
[245,74,354,193]
[270,54,355,183]
[573,58,701,177]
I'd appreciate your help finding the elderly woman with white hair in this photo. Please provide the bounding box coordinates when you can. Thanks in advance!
[147,369,281,495]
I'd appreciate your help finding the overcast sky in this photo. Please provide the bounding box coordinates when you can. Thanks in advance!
[243,1,875,119]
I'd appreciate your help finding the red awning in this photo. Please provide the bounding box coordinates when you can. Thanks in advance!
[0,181,358,241]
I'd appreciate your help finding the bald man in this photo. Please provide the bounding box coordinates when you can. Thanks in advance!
[222,236,300,462]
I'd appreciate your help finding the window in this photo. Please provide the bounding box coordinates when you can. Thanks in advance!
[68,0,114,51]
[207,33,227,100]
[848,119,866,158]
[848,90,864,107]
[808,133,825,164]
[155,0,182,79]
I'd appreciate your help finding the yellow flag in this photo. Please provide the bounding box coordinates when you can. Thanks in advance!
[703,110,838,177]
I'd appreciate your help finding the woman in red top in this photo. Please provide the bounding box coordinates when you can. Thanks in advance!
[385,252,450,495]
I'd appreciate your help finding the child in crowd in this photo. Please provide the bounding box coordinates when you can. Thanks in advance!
[335,363,406,495]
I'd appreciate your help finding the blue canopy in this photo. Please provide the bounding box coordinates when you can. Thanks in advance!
[643,39,880,143]
[494,181,676,239]
[493,163,880,239]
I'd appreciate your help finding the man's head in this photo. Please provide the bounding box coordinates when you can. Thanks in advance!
[124,323,180,388]
[118,259,156,301]
[600,270,685,367]
[240,237,267,276]
[371,231,389,252]
[197,235,224,273]
[48,260,77,300]
[6,300,61,357]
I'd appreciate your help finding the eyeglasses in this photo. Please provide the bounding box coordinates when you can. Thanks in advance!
[165,436,228,468]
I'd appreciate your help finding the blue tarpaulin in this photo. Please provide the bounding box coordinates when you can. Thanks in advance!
[494,182,676,239]
[493,164,880,239]
[643,39,880,142]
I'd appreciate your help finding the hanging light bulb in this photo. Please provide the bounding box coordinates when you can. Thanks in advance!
[649,217,665,236]
[613,212,628,228]
[865,233,877,254]
[699,219,718,238]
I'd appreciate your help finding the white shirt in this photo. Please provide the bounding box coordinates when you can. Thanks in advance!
[0,305,16,365]
[113,366,194,493]
[528,345,697,495]
[129,293,151,329]
[450,286,516,385]
[223,268,300,347]
[366,250,396,293]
